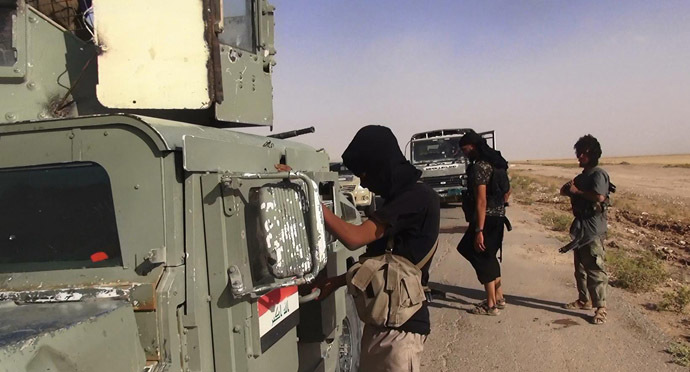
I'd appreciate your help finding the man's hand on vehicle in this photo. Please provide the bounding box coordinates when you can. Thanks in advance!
[313,274,347,300]
[275,164,292,172]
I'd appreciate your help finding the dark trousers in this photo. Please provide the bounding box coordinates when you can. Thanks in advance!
[457,216,505,284]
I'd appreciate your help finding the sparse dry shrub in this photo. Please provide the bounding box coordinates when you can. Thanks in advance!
[663,164,690,169]
[659,286,690,313]
[511,172,567,207]
[607,250,667,293]
[540,163,579,168]
[539,211,572,232]
[667,342,690,367]
[510,174,532,190]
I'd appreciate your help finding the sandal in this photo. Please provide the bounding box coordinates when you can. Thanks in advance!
[496,298,507,310]
[479,298,507,310]
[563,299,592,310]
[470,303,500,316]
[592,307,607,325]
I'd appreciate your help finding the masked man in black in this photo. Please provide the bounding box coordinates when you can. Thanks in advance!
[308,125,440,371]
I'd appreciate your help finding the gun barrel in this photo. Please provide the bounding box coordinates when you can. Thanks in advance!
[269,126,315,140]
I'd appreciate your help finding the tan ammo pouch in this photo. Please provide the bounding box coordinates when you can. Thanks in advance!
[346,236,437,328]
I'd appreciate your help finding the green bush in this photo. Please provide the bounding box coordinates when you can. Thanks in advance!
[607,250,667,293]
[510,175,537,205]
[539,211,572,232]
[543,163,579,168]
[659,286,690,313]
[663,164,690,169]
[519,195,535,205]
[667,342,690,367]
[510,174,532,189]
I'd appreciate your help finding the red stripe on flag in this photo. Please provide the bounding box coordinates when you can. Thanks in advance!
[258,286,298,316]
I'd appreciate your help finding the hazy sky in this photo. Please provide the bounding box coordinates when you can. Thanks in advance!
[240,0,690,161]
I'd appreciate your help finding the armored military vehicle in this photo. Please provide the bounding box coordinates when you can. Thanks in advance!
[409,129,495,203]
[0,1,362,371]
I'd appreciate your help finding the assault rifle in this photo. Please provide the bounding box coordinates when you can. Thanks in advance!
[558,182,616,254]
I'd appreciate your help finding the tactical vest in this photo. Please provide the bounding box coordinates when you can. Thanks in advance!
[572,167,612,220]
[462,163,510,222]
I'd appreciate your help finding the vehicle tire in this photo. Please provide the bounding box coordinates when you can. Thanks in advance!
[337,294,362,372]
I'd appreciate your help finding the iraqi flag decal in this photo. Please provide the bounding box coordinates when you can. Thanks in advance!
[258,286,299,352]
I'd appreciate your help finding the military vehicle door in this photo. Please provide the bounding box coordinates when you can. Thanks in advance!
[182,136,327,370]
[214,0,276,126]
[479,130,496,149]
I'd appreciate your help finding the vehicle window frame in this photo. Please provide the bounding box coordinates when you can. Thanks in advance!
[0,0,27,80]
[411,137,462,164]
[0,161,123,272]
[218,0,257,53]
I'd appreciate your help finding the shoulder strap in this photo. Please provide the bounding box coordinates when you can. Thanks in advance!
[416,239,438,269]
[386,234,438,269]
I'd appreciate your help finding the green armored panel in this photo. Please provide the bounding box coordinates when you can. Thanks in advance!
[0,118,172,284]
[0,301,146,371]
[214,0,275,126]
[0,0,361,369]
[215,44,273,126]
[0,5,98,124]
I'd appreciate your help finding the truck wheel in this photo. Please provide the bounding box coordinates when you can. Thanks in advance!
[337,294,362,372]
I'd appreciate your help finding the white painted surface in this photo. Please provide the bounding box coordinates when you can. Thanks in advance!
[94,0,211,109]
[258,290,299,337]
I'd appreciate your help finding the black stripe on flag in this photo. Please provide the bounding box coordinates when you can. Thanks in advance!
[260,309,300,353]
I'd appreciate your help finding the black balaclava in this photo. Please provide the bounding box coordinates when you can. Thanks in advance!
[458,130,509,170]
[342,125,421,199]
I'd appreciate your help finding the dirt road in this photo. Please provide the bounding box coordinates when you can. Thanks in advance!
[421,204,683,371]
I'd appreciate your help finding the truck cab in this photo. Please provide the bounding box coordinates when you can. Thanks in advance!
[409,129,496,204]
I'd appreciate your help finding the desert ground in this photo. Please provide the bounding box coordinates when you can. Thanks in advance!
[521,154,690,166]
[421,155,690,371]
[515,154,690,214]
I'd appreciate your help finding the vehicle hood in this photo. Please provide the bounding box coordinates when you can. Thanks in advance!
[0,300,146,371]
